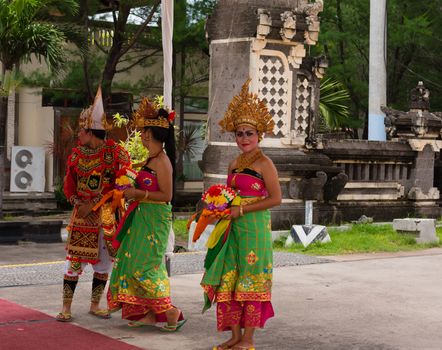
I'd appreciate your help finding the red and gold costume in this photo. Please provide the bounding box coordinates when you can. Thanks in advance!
[59,86,131,311]
[64,139,131,265]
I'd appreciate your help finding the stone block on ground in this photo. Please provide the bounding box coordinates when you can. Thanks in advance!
[0,222,26,244]
[286,225,331,248]
[393,218,439,244]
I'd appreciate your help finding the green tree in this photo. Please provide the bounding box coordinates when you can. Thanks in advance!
[386,1,442,110]
[174,0,215,183]
[314,0,442,136]
[313,0,370,133]
[0,0,78,219]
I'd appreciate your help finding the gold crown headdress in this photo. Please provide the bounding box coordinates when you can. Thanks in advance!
[79,86,112,130]
[131,96,175,129]
[219,79,275,136]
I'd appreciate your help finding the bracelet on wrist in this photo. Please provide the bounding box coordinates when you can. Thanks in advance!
[239,205,244,216]
[143,190,149,200]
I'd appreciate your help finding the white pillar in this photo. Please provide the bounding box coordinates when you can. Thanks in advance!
[161,0,174,109]
[368,0,387,141]
[305,200,313,225]
[161,0,175,259]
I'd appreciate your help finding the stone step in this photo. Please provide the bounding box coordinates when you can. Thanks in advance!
[3,192,62,217]
[0,220,63,244]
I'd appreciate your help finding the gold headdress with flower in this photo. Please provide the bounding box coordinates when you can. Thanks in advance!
[131,96,176,129]
[219,79,274,136]
[79,86,112,130]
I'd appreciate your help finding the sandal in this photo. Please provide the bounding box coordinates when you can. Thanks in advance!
[213,345,232,350]
[88,309,111,319]
[231,345,255,350]
[127,320,156,328]
[159,319,187,332]
[55,312,72,322]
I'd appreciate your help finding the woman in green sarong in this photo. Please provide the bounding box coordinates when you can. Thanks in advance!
[107,97,186,332]
[202,80,282,350]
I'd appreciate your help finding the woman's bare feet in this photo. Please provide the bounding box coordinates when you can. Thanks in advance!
[214,336,241,349]
[231,341,255,350]
[165,307,180,327]
[128,311,156,327]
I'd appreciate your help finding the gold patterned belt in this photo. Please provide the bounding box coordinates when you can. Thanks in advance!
[139,199,168,204]
[239,197,264,205]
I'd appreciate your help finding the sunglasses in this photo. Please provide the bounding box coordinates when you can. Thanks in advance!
[235,130,257,138]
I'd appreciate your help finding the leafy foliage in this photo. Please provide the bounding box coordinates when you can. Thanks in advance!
[0,0,79,71]
[176,122,204,161]
[319,77,352,130]
[314,0,442,133]
[0,70,21,97]
[113,112,148,164]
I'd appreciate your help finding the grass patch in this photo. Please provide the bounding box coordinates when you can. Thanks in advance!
[274,223,442,256]
[173,219,189,242]
[173,219,442,256]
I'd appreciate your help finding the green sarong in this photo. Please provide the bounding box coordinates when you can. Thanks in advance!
[201,209,273,311]
[108,202,173,315]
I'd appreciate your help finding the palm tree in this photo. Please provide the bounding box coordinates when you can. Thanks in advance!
[0,0,78,219]
[318,77,352,131]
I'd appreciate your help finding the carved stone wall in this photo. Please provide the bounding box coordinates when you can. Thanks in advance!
[203,0,327,229]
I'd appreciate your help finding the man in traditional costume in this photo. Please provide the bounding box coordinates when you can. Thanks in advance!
[56,87,131,322]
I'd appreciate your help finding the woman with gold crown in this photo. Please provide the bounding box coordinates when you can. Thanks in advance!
[107,97,186,332]
[201,80,282,350]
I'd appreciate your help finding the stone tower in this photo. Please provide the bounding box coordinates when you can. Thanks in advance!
[202,0,341,229]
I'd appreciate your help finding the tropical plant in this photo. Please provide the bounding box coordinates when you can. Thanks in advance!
[177,123,204,161]
[318,77,352,131]
[113,112,148,165]
[0,71,22,97]
[0,0,79,219]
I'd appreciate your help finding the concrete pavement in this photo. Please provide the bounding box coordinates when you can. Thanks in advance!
[1,243,442,349]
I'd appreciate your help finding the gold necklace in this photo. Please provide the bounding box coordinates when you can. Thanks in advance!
[236,149,263,171]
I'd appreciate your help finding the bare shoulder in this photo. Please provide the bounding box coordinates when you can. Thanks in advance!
[255,153,276,173]
[228,158,237,173]
[157,152,173,173]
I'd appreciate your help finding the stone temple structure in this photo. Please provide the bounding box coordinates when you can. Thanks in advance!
[382,82,442,208]
[202,0,442,228]
[201,0,345,229]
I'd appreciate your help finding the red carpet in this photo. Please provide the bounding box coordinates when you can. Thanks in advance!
[0,299,144,350]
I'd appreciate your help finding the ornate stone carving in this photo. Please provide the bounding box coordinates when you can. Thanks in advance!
[312,55,328,79]
[251,38,267,52]
[257,55,290,137]
[407,187,440,200]
[294,75,312,139]
[302,0,324,17]
[411,110,428,138]
[382,82,442,140]
[288,44,306,69]
[289,171,327,201]
[323,172,349,202]
[280,11,296,42]
[407,139,442,152]
[302,0,323,45]
[256,8,272,40]
[410,81,430,111]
